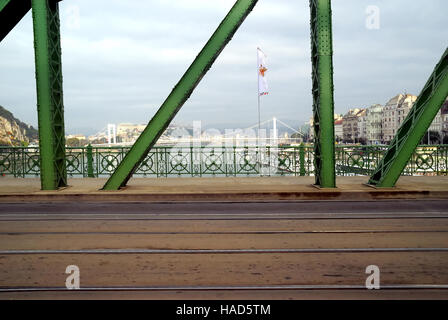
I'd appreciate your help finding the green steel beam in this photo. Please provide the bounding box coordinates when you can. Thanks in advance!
[369,48,448,188]
[103,0,259,190]
[0,0,31,42]
[309,0,336,188]
[32,0,67,190]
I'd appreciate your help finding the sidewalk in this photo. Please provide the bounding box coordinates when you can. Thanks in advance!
[0,176,447,202]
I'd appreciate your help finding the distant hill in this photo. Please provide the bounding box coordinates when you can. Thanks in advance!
[0,105,38,146]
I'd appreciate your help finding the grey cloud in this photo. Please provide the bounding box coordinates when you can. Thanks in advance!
[0,0,446,135]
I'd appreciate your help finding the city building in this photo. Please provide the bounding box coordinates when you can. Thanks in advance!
[66,134,86,141]
[357,109,367,143]
[116,123,147,143]
[308,116,314,141]
[442,100,448,143]
[428,110,443,135]
[309,114,343,143]
[382,94,417,143]
[366,104,383,145]
[342,108,365,143]
[334,119,343,142]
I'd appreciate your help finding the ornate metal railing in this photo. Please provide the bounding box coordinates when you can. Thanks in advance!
[0,145,447,178]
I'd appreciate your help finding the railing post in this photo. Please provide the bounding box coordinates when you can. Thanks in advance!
[265,146,272,176]
[13,147,17,177]
[299,143,306,176]
[22,147,25,178]
[233,146,237,177]
[86,144,94,178]
[190,146,194,177]
[445,146,448,176]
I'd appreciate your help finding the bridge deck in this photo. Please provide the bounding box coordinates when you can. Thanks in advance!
[0,176,447,202]
[0,201,447,300]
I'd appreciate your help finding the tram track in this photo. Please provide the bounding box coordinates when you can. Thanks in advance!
[1,213,448,222]
[1,284,448,293]
[2,247,448,255]
[1,199,447,214]
[2,229,448,235]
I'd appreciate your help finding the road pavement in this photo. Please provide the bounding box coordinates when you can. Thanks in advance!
[0,200,447,299]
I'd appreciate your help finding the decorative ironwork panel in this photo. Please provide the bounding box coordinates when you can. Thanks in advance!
[235,147,260,175]
[201,148,226,176]
[65,148,84,177]
[0,148,15,176]
[137,151,158,177]
[335,146,386,176]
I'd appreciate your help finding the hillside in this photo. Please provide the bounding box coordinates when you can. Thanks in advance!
[0,105,38,146]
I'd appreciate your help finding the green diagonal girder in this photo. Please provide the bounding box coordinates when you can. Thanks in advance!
[0,0,32,42]
[309,0,336,188]
[103,0,259,190]
[369,47,448,188]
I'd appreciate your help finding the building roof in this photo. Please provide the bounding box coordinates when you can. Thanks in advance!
[356,109,367,117]
[386,94,417,107]
[368,104,383,111]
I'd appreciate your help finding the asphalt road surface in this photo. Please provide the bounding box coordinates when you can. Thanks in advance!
[0,200,447,300]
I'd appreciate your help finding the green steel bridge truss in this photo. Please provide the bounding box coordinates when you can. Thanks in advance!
[0,0,446,190]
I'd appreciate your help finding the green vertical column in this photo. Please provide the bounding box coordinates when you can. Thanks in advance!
[369,48,448,187]
[309,0,336,188]
[103,0,259,190]
[32,0,67,190]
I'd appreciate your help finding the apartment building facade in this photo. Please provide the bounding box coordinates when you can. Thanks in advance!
[357,109,367,142]
[366,104,383,145]
[334,119,343,142]
[342,108,366,143]
[382,94,417,143]
[442,101,448,143]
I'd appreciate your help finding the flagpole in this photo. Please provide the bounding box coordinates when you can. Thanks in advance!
[257,48,261,141]
[258,89,261,139]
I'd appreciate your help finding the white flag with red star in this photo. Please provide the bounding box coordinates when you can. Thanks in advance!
[257,47,268,96]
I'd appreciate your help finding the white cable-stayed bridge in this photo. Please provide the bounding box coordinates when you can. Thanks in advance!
[90,118,306,147]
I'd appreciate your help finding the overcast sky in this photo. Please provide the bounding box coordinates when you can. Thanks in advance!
[0,0,446,135]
